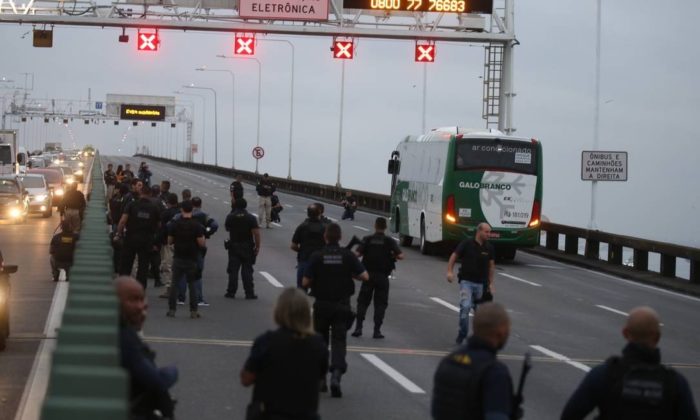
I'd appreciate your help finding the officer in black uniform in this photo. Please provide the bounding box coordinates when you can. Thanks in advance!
[302,223,368,398]
[116,189,161,289]
[60,182,86,233]
[224,198,261,299]
[561,306,698,420]
[49,220,80,282]
[432,302,514,420]
[230,174,244,202]
[291,204,327,291]
[351,217,404,339]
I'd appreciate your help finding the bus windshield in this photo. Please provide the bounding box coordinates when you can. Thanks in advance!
[0,145,11,165]
[455,139,537,175]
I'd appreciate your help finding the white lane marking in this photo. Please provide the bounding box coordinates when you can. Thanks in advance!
[525,264,563,269]
[499,272,542,287]
[360,354,426,394]
[576,266,700,303]
[260,271,284,288]
[430,297,473,317]
[392,237,399,241]
[327,217,338,222]
[14,281,69,420]
[223,201,230,205]
[595,305,628,317]
[271,222,282,228]
[284,204,294,208]
[213,197,219,200]
[353,225,370,232]
[203,193,209,196]
[530,345,591,372]
[251,213,259,218]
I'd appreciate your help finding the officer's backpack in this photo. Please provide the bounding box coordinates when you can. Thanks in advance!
[432,350,494,420]
[601,356,679,420]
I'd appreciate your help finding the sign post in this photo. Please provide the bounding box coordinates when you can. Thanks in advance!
[581,151,628,181]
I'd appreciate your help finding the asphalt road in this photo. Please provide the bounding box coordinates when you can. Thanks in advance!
[3,155,699,420]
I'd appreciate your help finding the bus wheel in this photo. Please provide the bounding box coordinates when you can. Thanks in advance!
[497,246,517,261]
[420,219,433,255]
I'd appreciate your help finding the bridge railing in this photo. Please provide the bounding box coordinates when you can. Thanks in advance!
[41,154,128,419]
[138,155,699,288]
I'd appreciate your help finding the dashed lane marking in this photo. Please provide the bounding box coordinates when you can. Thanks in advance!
[353,225,370,232]
[430,297,458,312]
[260,271,284,288]
[360,353,426,394]
[499,272,542,287]
[530,345,591,372]
[284,204,294,208]
[271,222,282,228]
[595,304,628,317]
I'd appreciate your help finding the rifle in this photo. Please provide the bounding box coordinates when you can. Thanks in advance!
[511,352,532,420]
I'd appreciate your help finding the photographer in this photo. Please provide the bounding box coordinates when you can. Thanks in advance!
[340,191,357,221]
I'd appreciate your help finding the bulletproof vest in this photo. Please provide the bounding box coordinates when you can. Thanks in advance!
[432,349,494,420]
[126,198,157,238]
[228,210,254,243]
[54,233,77,262]
[298,219,326,261]
[312,246,356,301]
[361,234,394,275]
[601,357,678,420]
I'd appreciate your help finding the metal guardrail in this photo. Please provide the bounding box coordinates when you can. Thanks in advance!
[140,155,700,286]
[41,154,128,419]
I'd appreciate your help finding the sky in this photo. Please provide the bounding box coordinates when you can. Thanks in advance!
[1,0,699,247]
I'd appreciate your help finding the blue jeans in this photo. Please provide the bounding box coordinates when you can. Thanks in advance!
[296,260,310,290]
[178,251,205,302]
[170,258,198,311]
[457,280,484,343]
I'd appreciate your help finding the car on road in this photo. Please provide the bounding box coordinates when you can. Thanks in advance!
[0,176,29,223]
[60,160,85,183]
[18,173,52,217]
[50,165,76,186]
[27,168,65,208]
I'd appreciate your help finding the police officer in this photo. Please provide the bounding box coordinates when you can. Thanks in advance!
[432,302,514,420]
[446,222,495,345]
[230,174,244,202]
[291,204,327,291]
[224,198,260,299]
[116,186,161,289]
[256,173,275,228]
[49,220,79,282]
[302,223,368,398]
[351,217,404,339]
[561,306,698,420]
[270,193,283,223]
[60,182,86,233]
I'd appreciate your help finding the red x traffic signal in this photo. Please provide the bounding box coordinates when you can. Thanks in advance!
[234,34,255,56]
[137,29,159,52]
[333,40,354,60]
[415,42,435,63]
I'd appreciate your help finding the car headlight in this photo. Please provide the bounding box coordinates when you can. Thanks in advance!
[66,177,75,184]
[9,207,22,218]
[33,194,48,202]
[53,159,61,165]
[78,162,84,168]
[54,188,64,196]
[75,170,83,176]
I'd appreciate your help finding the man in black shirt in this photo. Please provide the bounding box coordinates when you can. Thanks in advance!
[117,191,161,289]
[158,193,179,281]
[561,306,698,420]
[446,222,495,345]
[104,163,117,203]
[270,194,283,223]
[351,217,404,339]
[291,204,327,291]
[224,198,261,299]
[256,173,275,228]
[303,223,368,398]
[432,302,514,420]
[167,200,206,318]
[49,220,79,282]
[60,182,86,233]
[230,174,244,202]
[340,191,357,221]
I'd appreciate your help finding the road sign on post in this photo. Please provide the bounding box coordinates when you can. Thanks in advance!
[252,146,265,160]
[581,151,628,181]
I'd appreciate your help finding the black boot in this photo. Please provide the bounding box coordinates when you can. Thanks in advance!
[330,369,343,398]
[373,322,384,339]
[320,376,328,393]
[351,319,363,337]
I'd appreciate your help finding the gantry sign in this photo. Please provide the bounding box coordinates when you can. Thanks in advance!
[0,0,518,131]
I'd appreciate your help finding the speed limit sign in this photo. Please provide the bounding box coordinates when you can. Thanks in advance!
[252,146,265,160]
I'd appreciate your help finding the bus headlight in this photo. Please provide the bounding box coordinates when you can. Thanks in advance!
[9,207,22,218]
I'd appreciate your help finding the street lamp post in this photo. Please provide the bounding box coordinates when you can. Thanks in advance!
[590,0,602,230]
[216,55,263,173]
[174,91,207,163]
[183,84,218,167]
[336,60,346,187]
[256,39,296,179]
[195,67,236,168]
